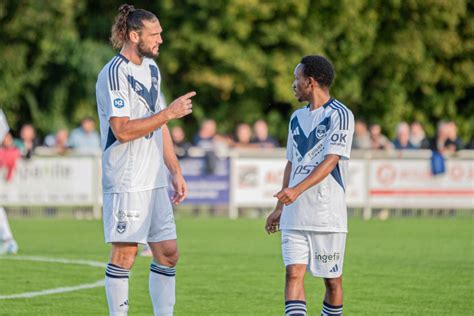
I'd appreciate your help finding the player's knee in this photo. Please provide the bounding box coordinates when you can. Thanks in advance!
[324,277,342,292]
[111,245,138,269]
[156,248,179,267]
[286,265,305,283]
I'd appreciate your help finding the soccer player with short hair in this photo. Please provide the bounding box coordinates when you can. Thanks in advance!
[96,4,195,315]
[266,55,354,316]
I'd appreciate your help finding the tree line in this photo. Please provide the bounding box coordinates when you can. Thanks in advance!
[0,0,472,142]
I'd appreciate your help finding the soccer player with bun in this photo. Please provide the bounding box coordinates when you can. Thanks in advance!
[96,4,195,315]
[266,55,354,316]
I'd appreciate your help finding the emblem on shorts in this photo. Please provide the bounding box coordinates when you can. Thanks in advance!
[116,210,126,221]
[113,98,125,108]
[116,221,127,234]
[316,124,327,139]
[329,264,339,273]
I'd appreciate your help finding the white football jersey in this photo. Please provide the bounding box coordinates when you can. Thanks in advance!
[96,54,167,193]
[280,98,354,233]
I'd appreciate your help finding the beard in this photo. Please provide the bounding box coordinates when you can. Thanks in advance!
[137,40,159,59]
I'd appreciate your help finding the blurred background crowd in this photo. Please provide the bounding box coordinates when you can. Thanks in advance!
[2,116,473,164]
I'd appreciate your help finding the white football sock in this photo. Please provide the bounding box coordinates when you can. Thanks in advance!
[0,207,13,241]
[105,263,130,316]
[149,262,176,316]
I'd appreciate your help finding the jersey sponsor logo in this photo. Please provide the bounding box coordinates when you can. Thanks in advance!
[116,210,140,222]
[113,98,125,108]
[293,163,319,179]
[330,133,348,147]
[331,133,347,143]
[314,252,340,263]
[116,210,126,221]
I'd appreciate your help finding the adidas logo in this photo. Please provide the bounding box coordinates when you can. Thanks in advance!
[329,264,339,273]
[293,127,300,136]
[120,300,129,307]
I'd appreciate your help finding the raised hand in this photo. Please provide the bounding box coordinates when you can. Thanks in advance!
[166,91,196,119]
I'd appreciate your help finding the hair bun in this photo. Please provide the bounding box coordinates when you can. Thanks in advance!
[118,4,135,15]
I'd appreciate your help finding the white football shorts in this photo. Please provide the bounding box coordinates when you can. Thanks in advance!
[281,230,346,278]
[103,187,176,244]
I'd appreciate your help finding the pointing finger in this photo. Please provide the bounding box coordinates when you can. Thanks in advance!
[182,91,196,100]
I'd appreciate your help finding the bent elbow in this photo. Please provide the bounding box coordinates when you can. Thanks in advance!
[115,132,130,143]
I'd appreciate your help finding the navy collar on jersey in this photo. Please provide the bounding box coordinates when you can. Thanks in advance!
[305,97,334,110]
[117,53,129,64]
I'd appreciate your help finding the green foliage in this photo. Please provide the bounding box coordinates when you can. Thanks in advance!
[0,0,472,142]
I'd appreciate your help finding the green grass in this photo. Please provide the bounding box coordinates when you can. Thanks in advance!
[0,217,473,315]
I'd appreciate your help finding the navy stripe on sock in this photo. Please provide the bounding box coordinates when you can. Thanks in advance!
[322,301,343,315]
[285,300,306,316]
[150,263,176,277]
[105,263,130,279]
[286,300,306,305]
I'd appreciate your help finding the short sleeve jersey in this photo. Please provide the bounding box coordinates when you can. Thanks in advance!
[96,54,167,193]
[280,98,354,233]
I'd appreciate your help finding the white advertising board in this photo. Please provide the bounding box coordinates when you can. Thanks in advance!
[369,159,474,208]
[345,160,367,206]
[0,157,98,205]
[234,158,285,207]
[233,157,367,207]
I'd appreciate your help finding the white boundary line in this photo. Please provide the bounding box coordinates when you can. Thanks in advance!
[0,255,106,299]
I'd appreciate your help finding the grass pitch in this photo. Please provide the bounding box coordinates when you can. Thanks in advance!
[0,217,472,315]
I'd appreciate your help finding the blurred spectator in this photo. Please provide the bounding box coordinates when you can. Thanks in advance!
[233,123,254,148]
[370,124,393,150]
[0,133,21,181]
[444,121,463,152]
[392,122,415,150]
[171,126,191,159]
[251,119,279,148]
[409,121,430,149]
[193,119,219,173]
[431,121,449,152]
[193,119,217,150]
[53,129,71,155]
[353,120,371,149]
[14,123,39,158]
[431,121,462,154]
[68,117,101,152]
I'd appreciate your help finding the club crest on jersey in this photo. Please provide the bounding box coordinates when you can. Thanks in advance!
[116,221,127,234]
[151,77,158,88]
[316,125,327,139]
[113,98,125,108]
